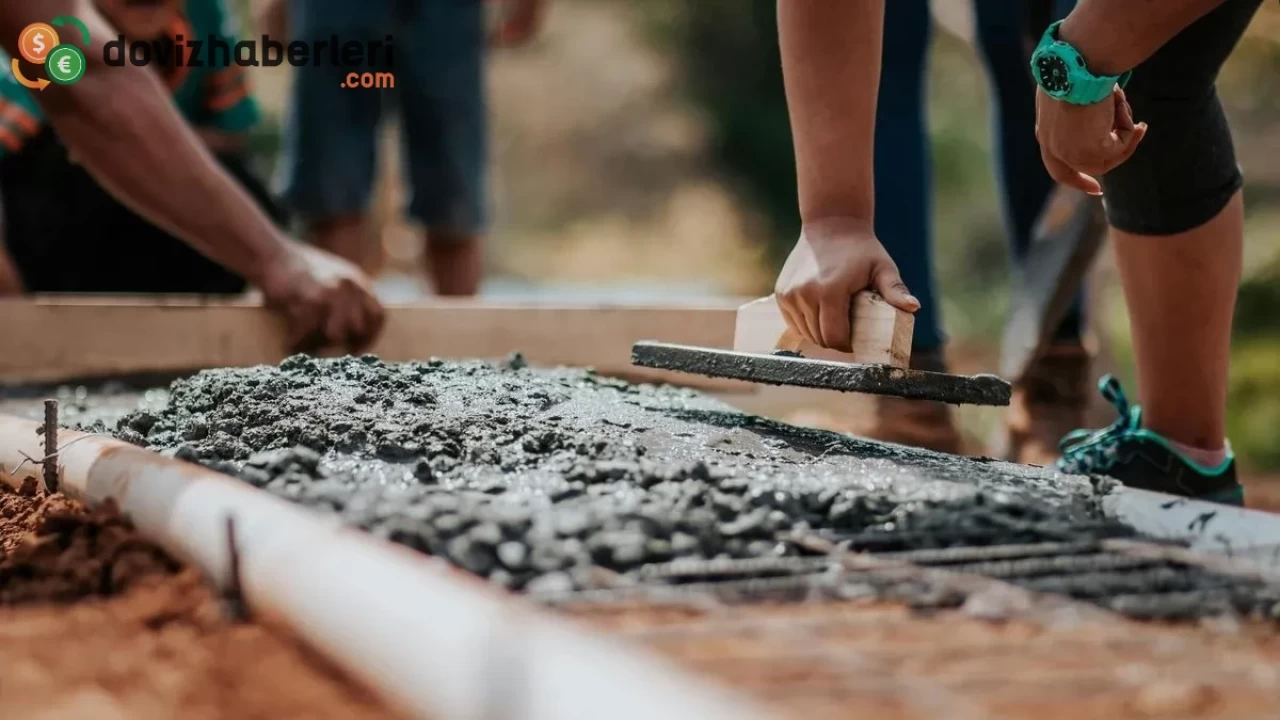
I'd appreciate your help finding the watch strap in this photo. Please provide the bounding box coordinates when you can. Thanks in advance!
[1065,72,1119,105]
[1038,20,1131,105]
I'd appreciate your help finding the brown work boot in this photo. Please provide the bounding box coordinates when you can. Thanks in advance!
[853,349,964,455]
[992,344,1091,466]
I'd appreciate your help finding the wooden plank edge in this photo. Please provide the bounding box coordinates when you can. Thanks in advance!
[0,298,757,394]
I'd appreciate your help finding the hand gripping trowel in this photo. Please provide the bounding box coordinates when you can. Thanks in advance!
[632,292,1012,407]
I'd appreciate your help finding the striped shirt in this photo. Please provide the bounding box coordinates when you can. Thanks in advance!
[0,0,261,159]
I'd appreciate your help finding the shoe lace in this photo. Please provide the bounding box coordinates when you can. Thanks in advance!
[1056,375,1139,476]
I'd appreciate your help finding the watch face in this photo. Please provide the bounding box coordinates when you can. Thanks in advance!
[1036,54,1072,95]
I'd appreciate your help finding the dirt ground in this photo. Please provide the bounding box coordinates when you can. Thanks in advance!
[1240,476,1280,514]
[0,485,401,720]
[576,600,1280,720]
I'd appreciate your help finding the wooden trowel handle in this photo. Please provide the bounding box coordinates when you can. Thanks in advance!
[735,291,914,367]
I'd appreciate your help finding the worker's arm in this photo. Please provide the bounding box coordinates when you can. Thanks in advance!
[779,0,880,224]
[4,3,286,289]
[0,0,383,349]
[1058,0,1229,75]
[773,0,917,351]
[1032,0,1224,193]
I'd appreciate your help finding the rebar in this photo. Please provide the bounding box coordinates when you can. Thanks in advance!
[41,399,58,493]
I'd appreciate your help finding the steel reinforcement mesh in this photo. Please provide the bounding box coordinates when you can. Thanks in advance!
[541,533,1280,622]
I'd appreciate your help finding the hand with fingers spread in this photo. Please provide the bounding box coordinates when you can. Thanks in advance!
[1035,85,1148,196]
[260,243,387,354]
[775,217,920,352]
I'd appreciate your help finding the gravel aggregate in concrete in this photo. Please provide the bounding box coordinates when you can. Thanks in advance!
[91,355,1142,595]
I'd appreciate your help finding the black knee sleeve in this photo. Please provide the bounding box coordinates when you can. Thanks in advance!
[1098,0,1262,236]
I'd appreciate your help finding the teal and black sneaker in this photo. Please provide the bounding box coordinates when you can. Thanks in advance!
[1055,376,1244,507]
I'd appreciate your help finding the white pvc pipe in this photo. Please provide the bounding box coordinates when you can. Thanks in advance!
[0,415,776,720]
[1104,486,1280,574]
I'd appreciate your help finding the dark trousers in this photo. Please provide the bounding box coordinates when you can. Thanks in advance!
[874,0,1081,352]
[1,130,286,294]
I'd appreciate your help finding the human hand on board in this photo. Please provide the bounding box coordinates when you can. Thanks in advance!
[260,242,387,353]
[774,217,919,351]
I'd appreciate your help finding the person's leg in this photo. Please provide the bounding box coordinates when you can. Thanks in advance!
[974,0,1090,464]
[423,228,484,296]
[977,0,1083,341]
[974,0,1056,270]
[398,0,488,297]
[1057,0,1263,504]
[860,0,964,454]
[0,131,62,292]
[1114,193,1242,451]
[0,129,246,294]
[873,0,939,352]
[277,0,386,272]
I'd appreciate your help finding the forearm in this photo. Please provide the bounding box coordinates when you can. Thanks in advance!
[777,0,884,225]
[1060,0,1229,75]
[197,128,250,154]
[1,2,289,286]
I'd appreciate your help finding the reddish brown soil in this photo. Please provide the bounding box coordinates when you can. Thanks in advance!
[0,485,402,720]
[574,600,1280,720]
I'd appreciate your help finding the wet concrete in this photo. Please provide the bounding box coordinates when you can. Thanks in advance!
[632,342,1012,406]
[82,355,1128,596]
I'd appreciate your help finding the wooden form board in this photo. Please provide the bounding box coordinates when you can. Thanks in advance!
[734,293,913,367]
[0,296,750,390]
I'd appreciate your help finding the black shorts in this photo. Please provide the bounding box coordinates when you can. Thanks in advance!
[1,131,287,294]
[1099,0,1264,235]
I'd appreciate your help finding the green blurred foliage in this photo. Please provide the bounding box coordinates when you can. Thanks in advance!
[1229,338,1280,471]
[1236,258,1280,342]
[1230,259,1280,471]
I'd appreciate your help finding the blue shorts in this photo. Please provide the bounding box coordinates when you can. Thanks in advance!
[278,0,488,235]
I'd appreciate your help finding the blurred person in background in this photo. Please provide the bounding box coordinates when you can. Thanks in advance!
[860,0,1081,463]
[273,0,547,297]
[0,0,284,296]
[0,0,383,355]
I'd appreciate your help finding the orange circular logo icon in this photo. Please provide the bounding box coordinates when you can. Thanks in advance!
[17,23,60,65]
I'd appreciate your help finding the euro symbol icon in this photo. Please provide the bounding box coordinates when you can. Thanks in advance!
[43,44,86,86]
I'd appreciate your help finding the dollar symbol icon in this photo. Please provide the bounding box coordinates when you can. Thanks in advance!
[46,44,86,85]
[17,22,59,64]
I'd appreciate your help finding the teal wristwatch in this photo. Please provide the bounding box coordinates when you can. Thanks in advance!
[1030,20,1131,105]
